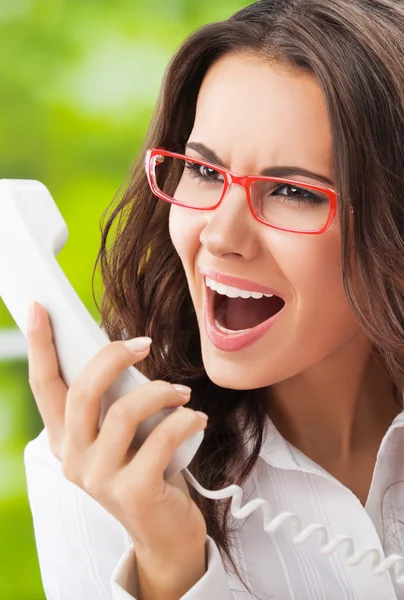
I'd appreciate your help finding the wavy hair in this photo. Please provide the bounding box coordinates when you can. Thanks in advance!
[92,0,404,594]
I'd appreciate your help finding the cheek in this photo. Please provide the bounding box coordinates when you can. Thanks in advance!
[282,231,344,297]
[276,227,356,339]
[169,204,203,272]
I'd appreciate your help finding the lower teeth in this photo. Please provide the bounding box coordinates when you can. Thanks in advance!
[214,319,251,334]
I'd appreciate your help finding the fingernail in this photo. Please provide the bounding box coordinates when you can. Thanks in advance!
[27,300,38,332]
[124,337,152,353]
[195,411,209,425]
[172,384,192,398]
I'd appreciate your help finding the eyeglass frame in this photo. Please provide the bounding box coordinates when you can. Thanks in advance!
[145,148,349,235]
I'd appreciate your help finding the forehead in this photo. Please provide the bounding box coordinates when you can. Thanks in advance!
[189,52,333,177]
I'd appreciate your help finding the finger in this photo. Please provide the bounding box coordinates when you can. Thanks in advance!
[91,381,192,473]
[124,406,208,493]
[26,301,68,449]
[64,337,152,453]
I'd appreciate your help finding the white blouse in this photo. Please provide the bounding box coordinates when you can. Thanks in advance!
[24,400,404,600]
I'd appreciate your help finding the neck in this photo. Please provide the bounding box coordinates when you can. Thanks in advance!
[265,333,402,465]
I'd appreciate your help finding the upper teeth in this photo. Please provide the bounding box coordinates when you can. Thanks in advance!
[205,276,274,299]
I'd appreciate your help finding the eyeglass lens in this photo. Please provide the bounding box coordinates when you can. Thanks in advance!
[153,155,330,232]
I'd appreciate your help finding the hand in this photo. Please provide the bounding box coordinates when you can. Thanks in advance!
[26,301,209,570]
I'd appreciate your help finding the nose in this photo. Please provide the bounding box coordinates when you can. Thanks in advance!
[199,183,261,260]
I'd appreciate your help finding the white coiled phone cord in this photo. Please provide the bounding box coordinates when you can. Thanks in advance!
[182,468,404,585]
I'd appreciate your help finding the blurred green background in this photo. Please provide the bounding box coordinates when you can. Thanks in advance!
[0,1,249,598]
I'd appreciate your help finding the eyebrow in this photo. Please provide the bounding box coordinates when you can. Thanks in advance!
[185,141,335,188]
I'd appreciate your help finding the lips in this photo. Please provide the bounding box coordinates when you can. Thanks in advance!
[199,268,284,299]
[202,273,286,352]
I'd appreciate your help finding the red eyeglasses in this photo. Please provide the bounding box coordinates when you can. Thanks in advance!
[145,148,340,234]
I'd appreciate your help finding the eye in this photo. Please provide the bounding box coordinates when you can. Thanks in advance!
[276,184,312,198]
[273,183,325,204]
[184,160,224,182]
[200,165,223,180]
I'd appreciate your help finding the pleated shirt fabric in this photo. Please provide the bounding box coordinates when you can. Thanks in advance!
[24,399,404,599]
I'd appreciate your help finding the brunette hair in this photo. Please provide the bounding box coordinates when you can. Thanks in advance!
[93,0,404,595]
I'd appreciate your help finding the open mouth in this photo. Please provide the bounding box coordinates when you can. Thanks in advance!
[206,284,286,333]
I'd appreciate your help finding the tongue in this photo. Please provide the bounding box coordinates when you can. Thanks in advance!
[222,296,280,330]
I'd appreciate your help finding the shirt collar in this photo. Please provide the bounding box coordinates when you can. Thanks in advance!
[242,390,404,476]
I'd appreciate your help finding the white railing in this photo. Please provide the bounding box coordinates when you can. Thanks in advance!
[0,328,28,360]
[0,324,104,361]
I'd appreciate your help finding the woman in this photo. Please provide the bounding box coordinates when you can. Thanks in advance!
[24,0,404,598]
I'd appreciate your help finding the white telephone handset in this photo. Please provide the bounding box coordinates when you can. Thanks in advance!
[1,179,403,586]
[0,178,203,480]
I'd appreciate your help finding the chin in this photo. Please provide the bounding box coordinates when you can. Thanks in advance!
[201,344,274,390]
